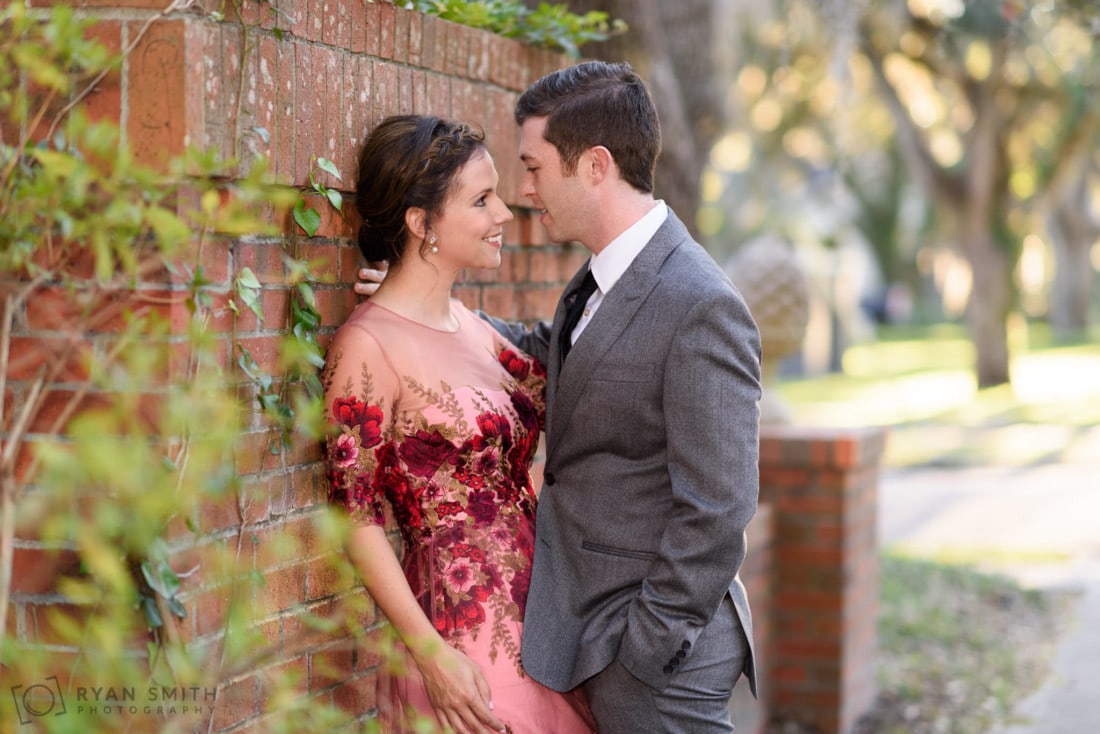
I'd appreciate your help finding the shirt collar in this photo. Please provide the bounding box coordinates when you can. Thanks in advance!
[588,201,668,294]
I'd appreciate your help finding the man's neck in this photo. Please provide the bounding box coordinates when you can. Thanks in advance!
[585,193,659,255]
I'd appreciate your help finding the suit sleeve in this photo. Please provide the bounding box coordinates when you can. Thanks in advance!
[477,312,553,369]
[617,288,762,690]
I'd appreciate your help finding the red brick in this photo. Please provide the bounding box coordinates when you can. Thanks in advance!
[363,0,381,57]
[190,584,232,638]
[348,0,367,54]
[292,41,313,185]
[306,554,355,601]
[354,54,375,141]
[80,21,123,127]
[405,6,422,66]
[286,0,308,39]
[419,13,440,71]
[273,39,297,180]
[256,562,309,617]
[291,465,324,508]
[468,28,491,81]
[303,0,325,43]
[27,0,176,6]
[425,71,450,118]
[260,655,308,707]
[341,54,365,180]
[396,64,414,116]
[331,673,376,717]
[10,546,82,595]
[250,36,278,159]
[209,675,259,731]
[372,60,399,121]
[451,79,482,130]
[444,21,467,77]
[387,6,408,64]
[410,68,428,114]
[304,45,334,186]
[128,20,187,169]
[378,0,396,59]
[310,644,356,691]
[321,0,339,46]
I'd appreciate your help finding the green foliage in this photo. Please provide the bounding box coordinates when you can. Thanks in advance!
[405,0,626,56]
[1,4,371,732]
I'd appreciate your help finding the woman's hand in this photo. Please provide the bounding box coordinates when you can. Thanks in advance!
[354,262,388,297]
[411,638,507,734]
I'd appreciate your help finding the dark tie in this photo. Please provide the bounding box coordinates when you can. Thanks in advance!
[559,269,598,359]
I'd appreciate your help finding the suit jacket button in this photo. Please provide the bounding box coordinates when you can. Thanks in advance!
[669,657,680,667]
[675,650,686,660]
[681,641,691,651]
[543,472,556,486]
[663,665,674,675]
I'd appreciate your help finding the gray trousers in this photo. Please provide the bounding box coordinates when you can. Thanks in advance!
[582,596,748,733]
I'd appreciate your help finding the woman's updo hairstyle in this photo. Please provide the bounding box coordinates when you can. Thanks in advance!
[354,115,487,264]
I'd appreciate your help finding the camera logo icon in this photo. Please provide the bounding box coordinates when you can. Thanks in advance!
[10,676,67,725]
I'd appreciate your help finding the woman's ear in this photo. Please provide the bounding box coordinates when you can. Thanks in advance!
[405,207,428,242]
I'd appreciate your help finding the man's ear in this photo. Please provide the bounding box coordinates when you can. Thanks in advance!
[405,207,428,241]
[586,146,614,184]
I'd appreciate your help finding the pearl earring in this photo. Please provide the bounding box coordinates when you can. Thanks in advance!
[428,234,438,254]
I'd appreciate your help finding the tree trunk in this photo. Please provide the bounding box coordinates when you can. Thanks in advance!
[571,0,730,239]
[1047,170,1096,336]
[963,232,1013,388]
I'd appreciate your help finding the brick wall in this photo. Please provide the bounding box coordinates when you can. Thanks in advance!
[5,2,581,731]
[760,425,887,734]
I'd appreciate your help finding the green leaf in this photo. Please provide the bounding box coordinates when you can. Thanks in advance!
[145,205,190,250]
[168,597,187,619]
[143,595,164,628]
[315,157,342,181]
[325,188,343,212]
[236,267,262,290]
[294,200,321,237]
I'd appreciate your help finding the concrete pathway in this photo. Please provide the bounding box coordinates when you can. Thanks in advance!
[878,461,1100,734]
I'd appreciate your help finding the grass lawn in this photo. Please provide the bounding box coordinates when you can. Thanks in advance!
[774,322,1100,468]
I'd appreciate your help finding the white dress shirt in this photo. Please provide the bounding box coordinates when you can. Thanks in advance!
[568,201,668,346]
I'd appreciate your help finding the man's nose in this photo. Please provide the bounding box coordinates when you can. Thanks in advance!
[519,174,536,201]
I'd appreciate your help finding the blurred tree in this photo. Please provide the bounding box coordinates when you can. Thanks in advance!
[568,0,734,239]
[858,0,1100,387]
[1043,144,1099,337]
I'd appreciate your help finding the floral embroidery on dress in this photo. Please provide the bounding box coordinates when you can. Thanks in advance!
[324,337,546,676]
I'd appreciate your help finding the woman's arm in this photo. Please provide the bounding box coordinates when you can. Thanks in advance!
[346,527,506,734]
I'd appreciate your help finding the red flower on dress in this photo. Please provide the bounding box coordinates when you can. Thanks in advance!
[466,490,498,524]
[498,348,530,381]
[332,433,359,468]
[437,501,463,517]
[509,389,541,435]
[510,564,530,615]
[400,429,459,478]
[331,397,385,448]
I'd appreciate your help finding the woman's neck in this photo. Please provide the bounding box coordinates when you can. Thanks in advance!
[369,258,459,331]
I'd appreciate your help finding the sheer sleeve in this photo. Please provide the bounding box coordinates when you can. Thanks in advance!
[321,320,402,528]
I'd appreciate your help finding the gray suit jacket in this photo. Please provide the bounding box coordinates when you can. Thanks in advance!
[485,211,761,695]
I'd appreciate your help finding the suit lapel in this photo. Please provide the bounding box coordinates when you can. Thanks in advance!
[546,214,690,462]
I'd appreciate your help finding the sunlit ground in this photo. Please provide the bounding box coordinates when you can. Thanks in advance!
[776,323,1100,468]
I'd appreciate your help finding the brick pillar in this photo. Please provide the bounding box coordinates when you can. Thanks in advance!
[761,425,886,734]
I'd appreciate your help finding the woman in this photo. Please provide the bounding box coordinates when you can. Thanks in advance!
[322,115,594,734]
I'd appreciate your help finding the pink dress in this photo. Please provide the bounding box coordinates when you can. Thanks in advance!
[323,300,595,734]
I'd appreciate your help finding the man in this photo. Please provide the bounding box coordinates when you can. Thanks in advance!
[360,61,761,733]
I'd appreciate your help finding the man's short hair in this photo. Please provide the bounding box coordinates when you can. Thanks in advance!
[516,60,661,193]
